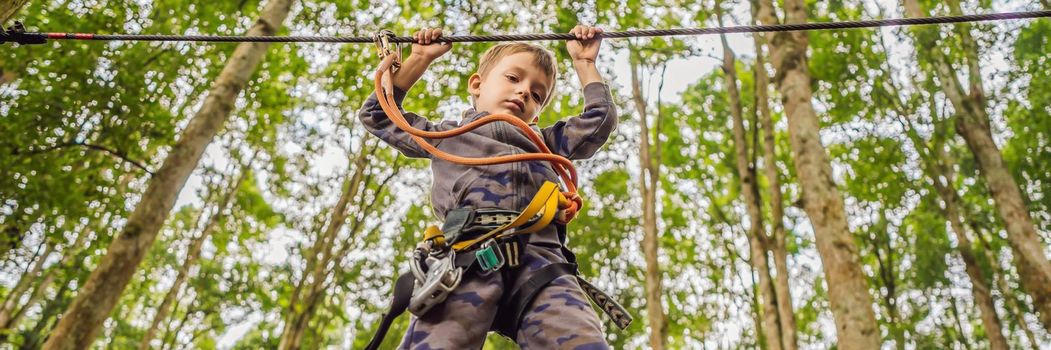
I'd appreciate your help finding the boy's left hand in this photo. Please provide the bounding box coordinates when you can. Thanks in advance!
[411,28,452,61]
[567,25,604,63]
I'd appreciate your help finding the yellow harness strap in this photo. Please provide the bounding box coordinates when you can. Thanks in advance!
[450,181,564,251]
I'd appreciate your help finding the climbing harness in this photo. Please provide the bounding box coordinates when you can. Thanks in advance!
[363,31,629,350]
[5,10,1051,45]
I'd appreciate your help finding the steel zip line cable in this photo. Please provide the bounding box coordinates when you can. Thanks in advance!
[3,10,1050,45]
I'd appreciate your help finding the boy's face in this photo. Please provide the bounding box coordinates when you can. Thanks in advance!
[468,52,552,122]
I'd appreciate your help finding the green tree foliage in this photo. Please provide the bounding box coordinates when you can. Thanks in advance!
[2,0,1050,349]
[1004,18,1051,233]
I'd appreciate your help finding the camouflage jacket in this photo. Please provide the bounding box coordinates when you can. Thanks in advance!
[358,82,617,245]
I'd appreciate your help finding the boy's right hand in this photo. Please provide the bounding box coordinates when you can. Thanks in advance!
[412,28,451,61]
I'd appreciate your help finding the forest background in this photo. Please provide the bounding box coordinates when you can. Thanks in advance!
[2,0,1051,349]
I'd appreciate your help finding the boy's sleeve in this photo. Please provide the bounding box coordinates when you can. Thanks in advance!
[357,87,436,159]
[541,82,618,160]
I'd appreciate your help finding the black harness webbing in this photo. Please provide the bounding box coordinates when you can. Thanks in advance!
[496,262,578,340]
[364,272,415,350]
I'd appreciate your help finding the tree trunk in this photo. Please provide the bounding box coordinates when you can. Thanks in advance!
[630,55,667,350]
[903,0,1051,331]
[0,241,51,343]
[139,168,249,350]
[0,174,124,339]
[881,39,1011,347]
[0,0,28,27]
[161,303,194,350]
[927,156,1009,350]
[18,276,71,350]
[952,87,1051,333]
[279,141,372,350]
[711,209,760,349]
[868,213,905,350]
[0,241,55,330]
[974,223,1042,349]
[952,228,1008,349]
[946,292,974,350]
[41,1,294,348]
[293,161,399,347]
[716,6,784,347]
[2,253,62,340]
[753,31,798,350]
[752,1,880,348]
[895,116,1010,349]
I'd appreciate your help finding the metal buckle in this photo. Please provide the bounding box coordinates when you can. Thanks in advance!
[475,239,505,273]
[409,251,462,317]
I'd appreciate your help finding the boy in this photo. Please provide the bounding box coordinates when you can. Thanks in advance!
[359,25,618,349]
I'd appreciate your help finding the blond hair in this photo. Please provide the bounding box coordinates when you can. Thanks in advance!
[477,42,558,107]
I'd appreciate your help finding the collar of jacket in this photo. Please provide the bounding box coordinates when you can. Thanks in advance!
[460,108,541,130]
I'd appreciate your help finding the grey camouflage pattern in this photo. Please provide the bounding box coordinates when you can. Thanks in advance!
[397,245,609,350]
[357,82,616,246]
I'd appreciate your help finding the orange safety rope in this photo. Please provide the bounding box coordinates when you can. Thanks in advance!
[373,54,583,222]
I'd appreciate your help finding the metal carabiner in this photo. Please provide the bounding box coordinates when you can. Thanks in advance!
[409,251,462,317]
[410,242,432,283]
[372,29,401,70]
[372,29,402,94]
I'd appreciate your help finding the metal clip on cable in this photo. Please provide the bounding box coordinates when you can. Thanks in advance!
[372,29,401,94]
[372,29,400,68]
[1,22,47,45]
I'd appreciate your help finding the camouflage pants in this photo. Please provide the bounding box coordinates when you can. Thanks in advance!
[397,244,609,350]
